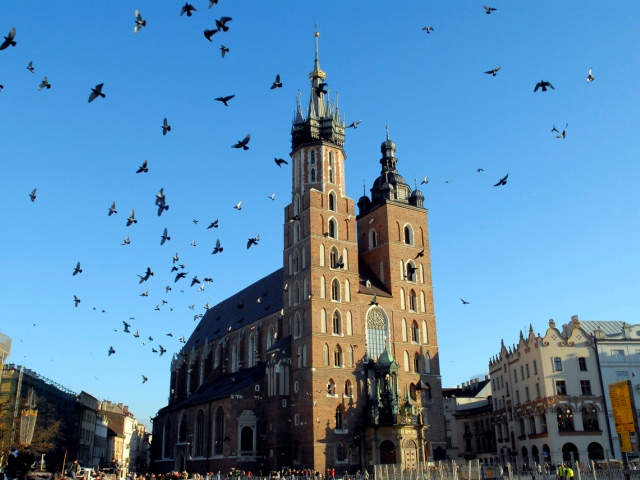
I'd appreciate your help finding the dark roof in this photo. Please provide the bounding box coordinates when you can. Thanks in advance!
[158,363,266,414]
[442,379,490,399]
[358,261,392,298]
[183,269,283,350]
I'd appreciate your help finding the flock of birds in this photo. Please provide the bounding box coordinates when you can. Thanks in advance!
[1,3,599,391]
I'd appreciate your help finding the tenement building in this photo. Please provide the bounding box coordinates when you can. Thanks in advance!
[152,34,446,474]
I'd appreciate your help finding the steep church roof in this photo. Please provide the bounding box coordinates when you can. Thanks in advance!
[182,269,283,351]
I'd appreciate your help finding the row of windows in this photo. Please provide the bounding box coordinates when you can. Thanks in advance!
[401,319,430,344]
[502,407,600,438]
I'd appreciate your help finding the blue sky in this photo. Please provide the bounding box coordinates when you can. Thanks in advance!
[1,1,639,428]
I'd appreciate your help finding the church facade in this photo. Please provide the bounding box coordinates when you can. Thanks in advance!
[151,34,446,475]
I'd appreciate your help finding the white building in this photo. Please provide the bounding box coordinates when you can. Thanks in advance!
[489,317,609,468]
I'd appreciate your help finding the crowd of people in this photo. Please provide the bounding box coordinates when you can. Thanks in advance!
[3,446,36,480]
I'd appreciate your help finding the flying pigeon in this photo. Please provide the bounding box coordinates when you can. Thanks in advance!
[162,118,171,135]
[420,176,428,185]
[88,83,105,103]
[493,173,509,187]
[74,295,81,307]
[136,160,148,173]
[586,68,594,83]
[483,6,497,14]
[215,17,232,32]
[207,219,219,229]
[180,3,196,16]
[29,188,37,202]
[26,61,34,73]
[161,228,171,245]
[370,294,378,306]
[38,77,51,90]
[315,82,328,97]
[134,10,146,33]
[122,236,130,245]
[275,158,288,167]
[220,45,229,57]
[215,94,234,106]
[0,28,16,50]
[271,74,282,89]
[534,80,554,92]
[212,238,223,254]
[247,235,260,249]
[461,298,470,304]
[159,345,166,356]
[142,375,148,383]
[484,66,502,76]
[204,29,218,41]
[108,346,116,356]
[73,262,82,276]
[346,120,361,129]
[127,210,137,226]
[232,134,251,150]
[422,26,434,34]
[233,201,242,210]
[556,123,568,139]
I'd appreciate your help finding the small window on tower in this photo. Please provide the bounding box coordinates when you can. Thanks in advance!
[311,168,316,182]
[329,192,336,211]
[328,219,337,239]
[311,151,316,164]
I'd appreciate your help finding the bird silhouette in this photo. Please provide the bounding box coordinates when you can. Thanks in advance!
[122,236,130,245]
[215,17,232,32]
[136,160,148,173]
[88,84,105,102]
[142,375,148,383]
[73,262,82,276]
[460,298,470,305]
[212,238,223,254]
[483,5,497,14]
[26,61,34,73]
[134,10,146,33]
[180,3,196,16]
[422,26,434,34]
[162,118,171,135]
[370,294,378,306]
[268,193,276,200]
[234,201,242,210]
[123,321,131,333]
[191,276,200,287]
[484,66,501,76]
[315,82,328,96]
[215,94,234,106]
[38,77,51,90]
[477,168,484,172]
[108,201,117,216]
[346,120,361,129]
[209,0,218,7]
[232,134,251,150]
[175,271,188,282]
[161,228,171,245]
[493,173,509,187]
[271,74,282,89]
[534,80,554,92]
[334,255,344,269]
[204,29,218,41]
[179,336,186,343]
[556,123,568,139]
[207,219,219,229]
[275,158,288,167]
[190,240,196,247]
[159,345,166,356]
[140,290,149,297]
[133,330,140,338]
[108,346,116,356]
[127,210,137,226]
[247,235,260,249]
[586,67,594,83]
[415,249,425,259]
[420,176,428,185]
[220,45,229,57]
[29,188,37,202]
[0,28,16,50]
[74,295,81,307]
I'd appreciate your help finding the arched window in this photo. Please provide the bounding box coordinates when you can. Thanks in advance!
[366,307,389,361]
[294,313,302,338]
[335,406,344,429]
[293,222,300,243]
[332,310,342,334]
[423,383,432,401]
[240,426,254,454]
[327,378,336,395]
[303,343,307,366]
[410,383,417,401]
[293,250,300,274]
[346,311,353,335]
[404,224,414,245]
[297,345,302,368]
[369,229,377,249]
[422,320,428,344]
[413,353,421,373]
[319,244,325,267]
[345,279,351,302]
[336,440,346,461]
[294,194,300,215]
[267,325,275,349]
[320,275,326,298]
[334,345,343,367]
[248,333,256,367]
[403,351,410,372]
[348,345,354,367]
[323,344,330,366]
[178,412,187,443]
[409,289,417,312]
[214,407,224,456]
[231,341,239,372]
[345,380,353,396]
[302,245,306,269]
[321,308,327,332]
[556,407,575,431]
[163,421,172,459]
[420,291,426,312]
[329,151,334,183]
[399,260,405,280]
[194,410,205,457]
[330,247,340,269]
[311,168,316,182]
[214,344,220,368]
[328,218,337,239]
[406,260,417,282]
[411,321,420,343]
[310,151,316,165]
[329,192,336,211]
[331,278,341,301]
[402,318,408,342]
[400,288,406,310]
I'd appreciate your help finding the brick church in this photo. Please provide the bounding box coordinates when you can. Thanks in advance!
[151,33,446,474]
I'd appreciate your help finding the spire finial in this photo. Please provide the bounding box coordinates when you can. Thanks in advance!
[386,125,390,140]
[363,180,366,196]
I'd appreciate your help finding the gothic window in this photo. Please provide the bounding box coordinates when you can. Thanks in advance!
[294,194,300,215]
[329,192,336,211]
[297,346,302,368]
[411,321,419,343]
[342,248,349,270]
[178,412,187,442]
[424,352,431,373]
[334,344,343,367]
[400,288,406,310]
[404,225,414,245]
[413,353,421,373]
[402,318,408,342]
[294,313,302,338]
[194,410,205,457]
[321,308,327,332]
[420,291,426,312]
[335,406,344,429]
[336,441,346,461]
[302,245,306,269]
[406,260,417,282]
[214,344,220,369]
[409,290,417,312]
[311,151,316,165]
[366,307,389,361]
[347,345,354,367]
[329,151,334,183]
[214,407,224,455]
[399,260,405,280]
[240,425,254,454]
[404,351,410,372]
[346,311,353,335]
[267,326,275,349]
[327,378,336,395]
[328,218,337,239]
[320,275,326,298]
[422,320,428,343]
[248,333,256,367]
[345,379,353,396]
[311,168,316,182]
[345,279,351,302]
[294,281,300,305]
[323,343,330,366]
[369,229,377,249]
[303,343,307,366]
[330,247,339,269]
[163,420,172,458]
[332,310,342,334]
[319,244,325,267]
[410,383,417,401]
[331,278,341,302]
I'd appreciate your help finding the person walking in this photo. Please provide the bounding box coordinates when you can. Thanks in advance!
[68,461,82,480]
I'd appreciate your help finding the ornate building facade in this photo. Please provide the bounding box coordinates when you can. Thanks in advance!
[151,34,446,474]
